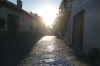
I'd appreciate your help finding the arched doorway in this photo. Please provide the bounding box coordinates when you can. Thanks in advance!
[8,17,18,39]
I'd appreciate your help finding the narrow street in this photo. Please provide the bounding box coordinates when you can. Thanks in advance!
[0,0,100,66]
[16,36,96,66]
[17,36,73,66]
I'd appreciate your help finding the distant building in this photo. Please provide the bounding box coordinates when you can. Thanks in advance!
[30,12,46,36]
[0,0,33,40]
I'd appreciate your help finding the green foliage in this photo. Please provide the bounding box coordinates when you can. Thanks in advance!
[54,16,66,32]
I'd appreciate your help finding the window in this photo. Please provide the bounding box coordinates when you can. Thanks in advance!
[0,18,5,29]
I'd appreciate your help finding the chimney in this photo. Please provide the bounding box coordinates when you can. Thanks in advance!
[17,0,22,9]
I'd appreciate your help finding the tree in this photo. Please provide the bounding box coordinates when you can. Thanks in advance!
[53,10,71,38]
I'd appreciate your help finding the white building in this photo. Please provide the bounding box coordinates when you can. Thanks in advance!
[69,0,100,55]
[0,0,33,40]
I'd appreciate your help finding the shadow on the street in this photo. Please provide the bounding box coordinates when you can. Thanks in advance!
[0,35,43,66]
[66,41,98,66]
[55,38,98,66]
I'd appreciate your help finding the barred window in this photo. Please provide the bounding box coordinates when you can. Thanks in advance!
[0,18,5,29]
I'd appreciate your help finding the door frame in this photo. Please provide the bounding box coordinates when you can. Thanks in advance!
[7,13,19,39]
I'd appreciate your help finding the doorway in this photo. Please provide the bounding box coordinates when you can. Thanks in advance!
[72,10,84,49]
[7,14,19,39]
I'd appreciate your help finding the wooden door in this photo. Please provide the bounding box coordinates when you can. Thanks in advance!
[72,10,84,49]
[8,14,19,39]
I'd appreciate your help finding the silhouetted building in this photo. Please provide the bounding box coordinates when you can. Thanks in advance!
[30,12,46,36]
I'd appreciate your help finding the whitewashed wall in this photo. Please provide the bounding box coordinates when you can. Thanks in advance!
[94,0,100,51]
[70,0,100,54]
[0,6,31,32]
[0,6,32,39]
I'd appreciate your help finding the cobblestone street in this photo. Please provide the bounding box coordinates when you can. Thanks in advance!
[0,36,98,66]
[1,0,100,66]
[17,36,97,66]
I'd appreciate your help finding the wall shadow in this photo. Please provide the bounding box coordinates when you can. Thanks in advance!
[66,41,98,66]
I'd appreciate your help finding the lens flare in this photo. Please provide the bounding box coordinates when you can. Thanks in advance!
[38,6,57,27]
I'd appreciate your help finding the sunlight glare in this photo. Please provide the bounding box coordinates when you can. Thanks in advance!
[48,45,54,52]
[38,6,57,27]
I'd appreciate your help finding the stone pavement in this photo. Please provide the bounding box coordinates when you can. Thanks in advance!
[16,36,97,66]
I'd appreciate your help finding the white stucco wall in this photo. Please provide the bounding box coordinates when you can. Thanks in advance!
[0,6,31,32]
[94,0,100,50]
[70,0,99,54]
[31,20,37,32]
[19,15,31,31]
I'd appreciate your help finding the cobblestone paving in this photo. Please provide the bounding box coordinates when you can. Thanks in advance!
[17,36,98,66]
[18,36,74,66]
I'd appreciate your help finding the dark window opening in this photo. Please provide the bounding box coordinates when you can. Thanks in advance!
[0,18,5,29]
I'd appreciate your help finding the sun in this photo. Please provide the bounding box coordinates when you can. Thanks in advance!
[38,6,57,27]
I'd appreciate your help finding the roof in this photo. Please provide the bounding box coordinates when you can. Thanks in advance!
[0,0,33,19]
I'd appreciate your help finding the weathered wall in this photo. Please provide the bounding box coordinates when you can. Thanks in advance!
[69,0,98,54]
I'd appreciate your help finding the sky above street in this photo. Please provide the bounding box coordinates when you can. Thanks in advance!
[8,0,62,15]
[8,0,62,26]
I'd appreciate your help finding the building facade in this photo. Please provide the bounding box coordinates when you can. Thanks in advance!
[58,0,72,39]
[69,0,100,55]
[0,0,33,40]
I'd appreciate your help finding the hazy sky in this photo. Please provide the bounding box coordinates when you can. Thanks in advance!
[8,0,62,14]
